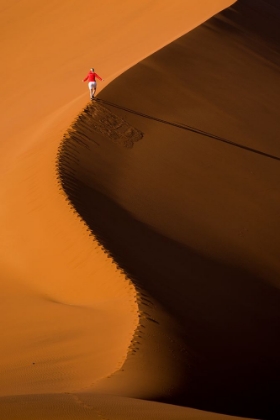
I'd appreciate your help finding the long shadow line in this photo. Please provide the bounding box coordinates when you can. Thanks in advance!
[95,98,280,162]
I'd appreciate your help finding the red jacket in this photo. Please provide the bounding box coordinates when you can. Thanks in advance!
[83,71,102,82]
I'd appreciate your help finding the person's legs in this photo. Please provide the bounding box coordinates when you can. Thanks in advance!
[91,81,97,98]
[88,82,96,99]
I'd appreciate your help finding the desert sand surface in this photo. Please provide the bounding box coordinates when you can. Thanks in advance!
[59,0,280,419]
[1,0,278,419]
[0,393,252,420]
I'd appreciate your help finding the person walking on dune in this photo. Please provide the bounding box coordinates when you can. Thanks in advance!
[83,68,104,100]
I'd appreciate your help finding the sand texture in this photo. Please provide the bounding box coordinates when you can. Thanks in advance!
[1,0,279,419]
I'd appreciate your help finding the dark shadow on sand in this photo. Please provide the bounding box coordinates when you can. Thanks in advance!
[59,151,280,419]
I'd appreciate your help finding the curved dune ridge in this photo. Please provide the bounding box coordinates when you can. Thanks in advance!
[2,0,280,419]
[0,0,246,419]
[58,1,280,419]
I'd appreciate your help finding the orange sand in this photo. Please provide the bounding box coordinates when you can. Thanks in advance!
[57,1,280,419]
[0,0,242,419]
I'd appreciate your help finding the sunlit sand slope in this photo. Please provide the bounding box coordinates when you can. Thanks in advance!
[0,0,236,418]
[59,1,280,419]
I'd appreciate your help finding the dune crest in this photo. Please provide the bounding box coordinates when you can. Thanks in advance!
[58,1,280,419]
[0,0,235,397]
[7,0,276,419]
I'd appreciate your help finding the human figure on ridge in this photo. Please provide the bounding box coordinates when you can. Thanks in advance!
[83,68,104,100]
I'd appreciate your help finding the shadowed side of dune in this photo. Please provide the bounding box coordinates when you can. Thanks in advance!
[58,102,280,419]
[58,1,280,419]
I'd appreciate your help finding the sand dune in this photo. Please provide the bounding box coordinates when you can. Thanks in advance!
[3,0,280,419]
[58,1,280,419]
[0,0,245,419]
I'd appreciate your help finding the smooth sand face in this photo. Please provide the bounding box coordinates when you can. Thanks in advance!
[0,0,234,150]
[57,1,280,419]
[0,0,236,414]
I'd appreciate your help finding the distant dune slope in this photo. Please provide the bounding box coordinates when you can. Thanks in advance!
[59,0,280,419]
